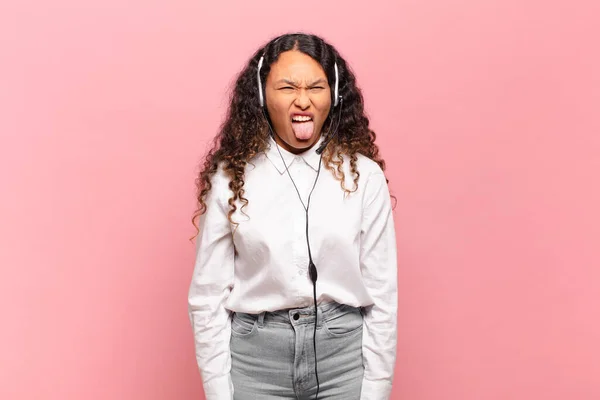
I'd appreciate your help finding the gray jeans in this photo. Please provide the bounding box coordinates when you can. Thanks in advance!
[230,301,365,399]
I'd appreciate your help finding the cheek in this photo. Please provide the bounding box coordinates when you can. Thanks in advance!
[312,90,332,106]
[272,105,290,124]
[267,100,288,123]
[314,96,332,117]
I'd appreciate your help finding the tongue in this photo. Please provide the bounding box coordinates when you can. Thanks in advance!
[291,120,314,140]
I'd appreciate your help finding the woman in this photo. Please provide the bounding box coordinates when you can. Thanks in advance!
[188,32,397,400]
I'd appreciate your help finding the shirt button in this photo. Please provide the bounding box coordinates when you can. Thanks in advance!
[293,313,300,320]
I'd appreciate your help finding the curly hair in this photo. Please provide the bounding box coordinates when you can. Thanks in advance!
[192,32,392,237]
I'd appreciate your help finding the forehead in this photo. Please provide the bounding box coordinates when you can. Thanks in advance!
[267,50,327,81]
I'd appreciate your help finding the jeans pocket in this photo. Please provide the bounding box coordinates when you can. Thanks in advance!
[231,312,258,337]
[323,305,363,338]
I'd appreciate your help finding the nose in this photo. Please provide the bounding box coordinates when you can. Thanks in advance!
[294,89,311,109]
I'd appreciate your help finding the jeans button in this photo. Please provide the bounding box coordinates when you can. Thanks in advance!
[293,313,300,321]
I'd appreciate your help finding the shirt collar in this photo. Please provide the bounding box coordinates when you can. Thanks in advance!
[264,135,324,174]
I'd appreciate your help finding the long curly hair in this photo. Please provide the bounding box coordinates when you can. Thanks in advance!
[192,32,392,237]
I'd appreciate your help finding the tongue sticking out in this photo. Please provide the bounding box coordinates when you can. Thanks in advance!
[291,120,314,140]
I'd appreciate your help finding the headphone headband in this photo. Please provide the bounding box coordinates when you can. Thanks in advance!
[257,54,340,108]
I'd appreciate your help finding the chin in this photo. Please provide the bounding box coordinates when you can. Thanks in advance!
[292,136,318,148]
[276,129,321,152]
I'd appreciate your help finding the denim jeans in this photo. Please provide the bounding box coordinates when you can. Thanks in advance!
[230,301,364,399]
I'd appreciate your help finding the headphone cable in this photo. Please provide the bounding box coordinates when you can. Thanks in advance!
[264,100,343,399]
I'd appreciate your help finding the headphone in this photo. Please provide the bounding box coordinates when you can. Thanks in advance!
[256,43,344,400]
[257,52,342,156]
[257,55,340,108]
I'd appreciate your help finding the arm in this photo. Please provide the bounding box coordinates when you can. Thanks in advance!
[359,172,398,400]
[188,169,235,400]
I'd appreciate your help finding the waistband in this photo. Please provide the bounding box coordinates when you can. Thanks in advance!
[234,301,362,328]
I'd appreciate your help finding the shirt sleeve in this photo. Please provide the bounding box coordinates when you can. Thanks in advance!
[359,171,398,400]
[188,168,235,400]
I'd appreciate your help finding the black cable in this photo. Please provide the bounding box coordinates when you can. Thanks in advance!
[273,141,322,399]
[262,99,343,400]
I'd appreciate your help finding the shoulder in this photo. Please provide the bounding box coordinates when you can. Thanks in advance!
[354,153,385,178]
[337,152,386,185]
[351,154,390,206]
[211,162,230,187]
[330,152,388,202]
[350,154,391,208]
[205,163,232,207]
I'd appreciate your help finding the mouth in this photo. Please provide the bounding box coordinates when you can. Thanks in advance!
[290,114,314,140]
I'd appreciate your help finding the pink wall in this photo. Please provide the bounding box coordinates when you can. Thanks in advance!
[1,0,599,399]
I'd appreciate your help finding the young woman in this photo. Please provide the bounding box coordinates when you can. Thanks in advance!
[188,32,398,400]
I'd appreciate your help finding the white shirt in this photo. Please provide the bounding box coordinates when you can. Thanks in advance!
[188,135,398,399]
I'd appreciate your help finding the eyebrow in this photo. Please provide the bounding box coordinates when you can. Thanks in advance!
[309,78,327,86]
[275,78,327,86]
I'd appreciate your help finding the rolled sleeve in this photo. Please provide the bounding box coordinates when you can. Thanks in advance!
[188,168,235,400]
[359,172,398,400]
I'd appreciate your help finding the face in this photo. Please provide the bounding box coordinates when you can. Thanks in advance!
[264,50,332,154]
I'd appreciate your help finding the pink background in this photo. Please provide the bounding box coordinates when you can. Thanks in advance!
[1,0,599,399]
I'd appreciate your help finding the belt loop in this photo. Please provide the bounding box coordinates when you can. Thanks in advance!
[316,306,323,329]
[257,311,265,328]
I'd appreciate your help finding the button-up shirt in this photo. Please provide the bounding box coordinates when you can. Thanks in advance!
[188,135,398,399]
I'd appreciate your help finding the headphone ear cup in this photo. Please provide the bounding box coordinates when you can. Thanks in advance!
[333,62,339,107]
[257,55,265,107]
[259,87,264,108]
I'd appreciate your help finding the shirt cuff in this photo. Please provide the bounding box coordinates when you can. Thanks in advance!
[202,374,233,400]
[360,377,393,400]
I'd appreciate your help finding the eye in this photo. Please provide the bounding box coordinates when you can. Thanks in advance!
[310,86,325,91]
[279,86,295,90]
